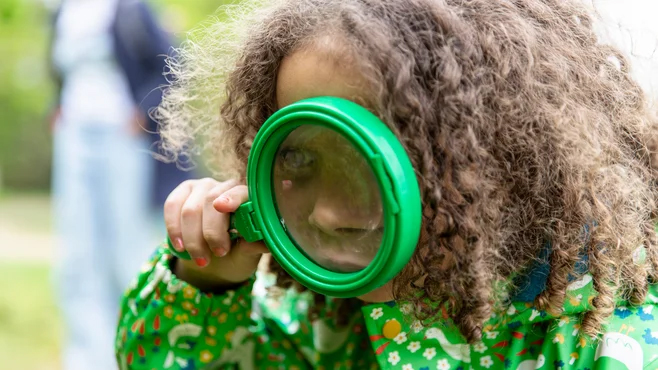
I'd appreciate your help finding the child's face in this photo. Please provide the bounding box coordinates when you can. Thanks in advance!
[275,43,394,302]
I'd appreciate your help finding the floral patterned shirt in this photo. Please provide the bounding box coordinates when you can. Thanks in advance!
[116,245,658,370]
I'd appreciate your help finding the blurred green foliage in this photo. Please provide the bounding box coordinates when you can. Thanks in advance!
[0,0,233,191]
[0,0,53,191]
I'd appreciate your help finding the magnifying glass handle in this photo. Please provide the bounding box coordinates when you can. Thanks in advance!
[166,202,262,260]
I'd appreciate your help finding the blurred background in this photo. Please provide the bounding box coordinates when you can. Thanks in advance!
[0,0,657,369]
[0,1,230,369]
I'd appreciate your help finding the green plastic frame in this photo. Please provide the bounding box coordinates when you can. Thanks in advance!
[168,97,421,297]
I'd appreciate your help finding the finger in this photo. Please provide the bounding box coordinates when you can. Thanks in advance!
[206,178,240,200]
[213,185,249,213]
[228,240,269,270]
[202,184,238,257]
[180,179,218,267]
[163,180,193,252]
[238,241,269,256]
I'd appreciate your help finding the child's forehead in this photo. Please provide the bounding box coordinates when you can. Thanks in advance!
[275,42,372,110]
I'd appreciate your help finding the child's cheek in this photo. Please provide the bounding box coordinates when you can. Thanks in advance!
[357,282,394,303]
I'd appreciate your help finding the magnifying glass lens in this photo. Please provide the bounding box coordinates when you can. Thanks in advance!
[273,125,384,272]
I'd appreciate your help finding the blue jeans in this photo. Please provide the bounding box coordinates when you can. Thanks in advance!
[52,123,160,370]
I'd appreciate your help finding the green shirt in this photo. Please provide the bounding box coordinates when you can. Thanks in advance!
[116,245,658,369]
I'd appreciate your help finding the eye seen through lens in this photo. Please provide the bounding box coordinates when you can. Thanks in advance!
[272,125,384,272]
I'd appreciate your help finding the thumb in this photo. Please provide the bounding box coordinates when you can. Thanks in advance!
[233,240,269,257]
[226,240,268,272]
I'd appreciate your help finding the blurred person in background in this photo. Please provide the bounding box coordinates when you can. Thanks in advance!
[47,0,194,369]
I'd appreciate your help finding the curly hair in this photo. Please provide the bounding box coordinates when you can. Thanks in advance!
[157,0,658,342]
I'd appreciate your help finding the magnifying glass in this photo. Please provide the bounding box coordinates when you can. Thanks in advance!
[168,97,421,298]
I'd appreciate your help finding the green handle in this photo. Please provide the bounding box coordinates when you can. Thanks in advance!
[166,201,263,260]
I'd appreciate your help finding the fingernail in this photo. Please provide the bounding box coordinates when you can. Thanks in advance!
[212,247,227,257]
[217,195,230,204]
[194,257,208,268]
[174,238,184,252]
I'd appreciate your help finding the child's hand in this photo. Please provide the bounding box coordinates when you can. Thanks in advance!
[164,178,268,290]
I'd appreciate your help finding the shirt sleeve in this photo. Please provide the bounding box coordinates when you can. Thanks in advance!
[115,245,257,369]
[116,245,318,370]
[115,244,373,369]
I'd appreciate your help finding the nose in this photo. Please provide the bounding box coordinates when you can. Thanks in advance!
[308,195,382,236]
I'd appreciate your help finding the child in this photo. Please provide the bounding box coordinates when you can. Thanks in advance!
[116,0,658,369]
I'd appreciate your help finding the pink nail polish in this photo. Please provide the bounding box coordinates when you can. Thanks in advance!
[175,238,184,251]
[194,257,208,267]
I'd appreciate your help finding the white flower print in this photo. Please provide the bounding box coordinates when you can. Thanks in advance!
[436,358,451,370]
[485,331,499,339]
[222,290,235,305]
[394,332,408,344]
[388,351,401,366]
[411,320,424,333]
[402,364,414,370]
[423,347,437,360]
[400,303,413,315]
[407,341,421,353]
[370,307,384,320]
[537,354,546,368]
[506,305,517,315]
[473,342,488,353]
[480,355,494,369]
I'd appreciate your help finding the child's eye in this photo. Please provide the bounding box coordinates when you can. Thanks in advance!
[278,147,316,173]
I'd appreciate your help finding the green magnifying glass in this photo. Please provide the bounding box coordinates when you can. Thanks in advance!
[167,97,421,298]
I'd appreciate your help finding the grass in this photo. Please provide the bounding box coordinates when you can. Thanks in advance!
[0,192,60,368]
[0,262,61,370]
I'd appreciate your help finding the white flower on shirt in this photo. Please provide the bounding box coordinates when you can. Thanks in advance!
[388,351,401,366]
[411,320,424,333]
[480,356,494,369]
[407,341,421,353]
[400,303,413,315]
[394,332,408,344]
[507,305,517,315]
[473,342,488,353]
[423,347,437,360]
[485,331,499,339]
[402,364,414,370]
[537,354,546,368]
[436,358,451,370]
[222,290,235,305]
[370,307,384,320]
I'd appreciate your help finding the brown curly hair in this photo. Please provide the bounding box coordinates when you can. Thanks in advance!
[157,0,658,342]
